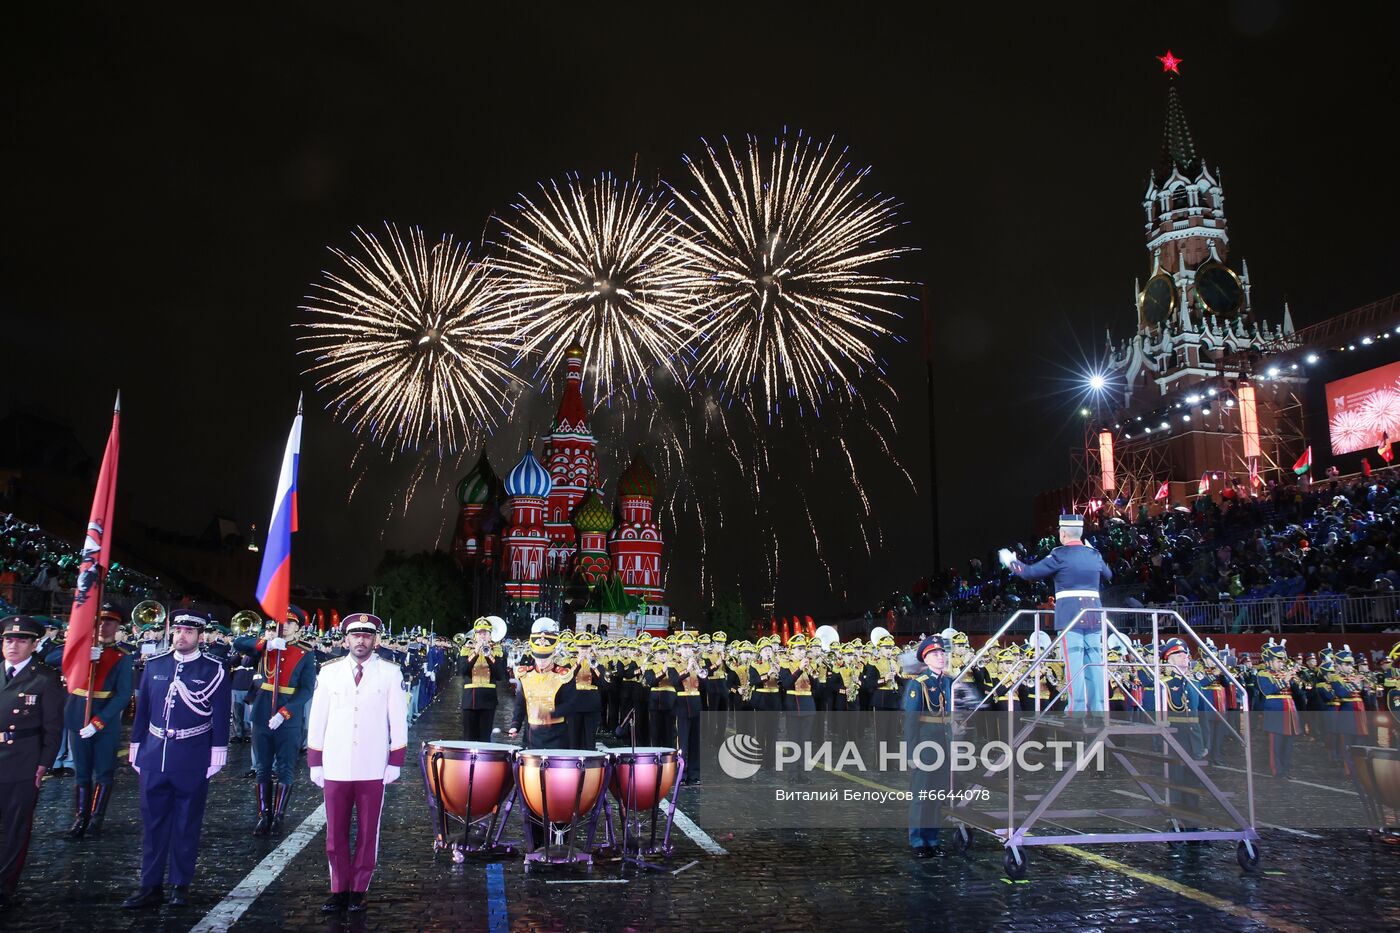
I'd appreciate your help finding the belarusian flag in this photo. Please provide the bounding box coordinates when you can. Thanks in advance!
[1197,472,1210,495]
[1380,432,1394,463]
[1154,481,1170,501]
[1293,446,1312,475]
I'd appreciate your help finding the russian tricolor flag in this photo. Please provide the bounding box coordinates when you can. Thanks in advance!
[256,396,302,625]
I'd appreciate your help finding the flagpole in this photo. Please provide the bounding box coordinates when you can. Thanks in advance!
[83,391,120,725]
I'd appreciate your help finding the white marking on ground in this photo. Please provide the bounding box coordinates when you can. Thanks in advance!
[190,803,328,933]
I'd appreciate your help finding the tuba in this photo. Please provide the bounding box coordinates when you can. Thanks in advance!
[230,610,262,636]
[131,600,166,628]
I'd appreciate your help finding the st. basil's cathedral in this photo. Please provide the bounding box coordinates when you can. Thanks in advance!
[449,344,667,632]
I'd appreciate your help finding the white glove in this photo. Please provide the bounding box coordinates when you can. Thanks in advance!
[383,765,400,785]
[998,548,1018,569]
[310,766,325,788]
[206,746,227,780]
[90,645,102,662]
[427,671,436,681]
[129,743,140,773]
[78,723,98,739]
[267,637,287,651]
[267,714,284,731]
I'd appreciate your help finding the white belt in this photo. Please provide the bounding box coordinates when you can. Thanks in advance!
[149,722,212,740]
[1056,590,1100,599]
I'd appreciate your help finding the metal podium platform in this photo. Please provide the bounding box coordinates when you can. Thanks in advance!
[944,608,1261,879]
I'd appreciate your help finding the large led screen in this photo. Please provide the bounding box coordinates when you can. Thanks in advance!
[1326,359,1400,455]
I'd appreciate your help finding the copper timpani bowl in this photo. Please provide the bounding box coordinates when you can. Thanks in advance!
[608,746,680,811]
[421,740,516,820]
[515,748,608,823]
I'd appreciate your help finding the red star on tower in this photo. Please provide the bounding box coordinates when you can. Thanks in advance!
[1157,49,1183,74]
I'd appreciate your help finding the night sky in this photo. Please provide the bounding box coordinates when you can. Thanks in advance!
[6,3,1399,622]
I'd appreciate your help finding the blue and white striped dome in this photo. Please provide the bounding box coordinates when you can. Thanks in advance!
[504,449,552,498]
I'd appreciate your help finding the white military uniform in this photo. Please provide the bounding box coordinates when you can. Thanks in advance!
[306,652,408,897]
[307,653,408,779]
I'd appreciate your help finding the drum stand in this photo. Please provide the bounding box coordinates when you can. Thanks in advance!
[424,748,515,860]
[613,715,685,871]
[515,758,613,870]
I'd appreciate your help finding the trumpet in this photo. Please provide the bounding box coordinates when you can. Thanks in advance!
[131,600,166,628]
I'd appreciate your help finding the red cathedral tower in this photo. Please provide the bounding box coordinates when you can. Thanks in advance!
[501,449,552,602]
[451,452,501,567]
[543,345,598,575]
[607,453,665,602]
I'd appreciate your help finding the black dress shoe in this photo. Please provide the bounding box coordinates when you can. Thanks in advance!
[168,885,189,906]
[347,892,367,913]
[913,846,933,859]
[321,892,349,913]
[122,886,164,909]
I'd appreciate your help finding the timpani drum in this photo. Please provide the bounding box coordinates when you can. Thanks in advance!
[513,748,611,866]
[609,747,681,811]
[421,740,517,856]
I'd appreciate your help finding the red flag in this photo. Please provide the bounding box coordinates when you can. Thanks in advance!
[63,395,121,698]
[1248,457,1262,489]
[1292,446,1312,475]
[1154,481,1170,501]
[1380,432,1394,463]
[1197,471,1211,495]
[1363,458,1372,477]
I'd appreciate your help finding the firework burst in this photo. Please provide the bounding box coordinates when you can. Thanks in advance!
[670,133,911,412]
[1330,407,1370,454]
[493,173,704,402]
[298,223,520,455]
[1361,387,1400,436]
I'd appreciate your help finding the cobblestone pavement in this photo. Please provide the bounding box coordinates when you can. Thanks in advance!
[4,684,1399,932]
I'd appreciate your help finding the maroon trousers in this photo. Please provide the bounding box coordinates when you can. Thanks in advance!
[323,779,385,894]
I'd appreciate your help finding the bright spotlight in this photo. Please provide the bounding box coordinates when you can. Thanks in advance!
[1088,374,1106,392]
[1266,366,1280,378]
[1306,353,1319,364]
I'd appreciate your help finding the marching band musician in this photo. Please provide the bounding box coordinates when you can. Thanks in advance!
[122,612,231,909]
[1006,513,1113,711]
[1256,640,1303,779]
[459,618,506,743]
[307,613,408,916]
[904,635,952,858]
[568,632,607,750]
[234,607,317,836]
[779,634,816,784]
[1327,647,1369,773]
[750,638,782,764]
[645,644,678,750]
[671,632,705,785]
[64,604,134,840]
[0,617,64,907]
[507,632,575,750]
[862,633,904,754]
[1158,638,1205,822]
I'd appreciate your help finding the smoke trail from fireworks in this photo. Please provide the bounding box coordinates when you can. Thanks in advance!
[299,224,521,456]
[493,172,704,402]
[670,132,912,413]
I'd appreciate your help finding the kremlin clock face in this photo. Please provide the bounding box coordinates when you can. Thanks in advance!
[1195,262,1244,317]
[1139,272,1175,327]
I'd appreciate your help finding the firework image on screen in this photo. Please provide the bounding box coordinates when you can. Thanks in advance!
[1325,360,1400,455]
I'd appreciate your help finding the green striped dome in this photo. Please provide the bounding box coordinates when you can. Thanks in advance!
[616,453,657,499]
[572,491,615,534]
[456,453,500,506]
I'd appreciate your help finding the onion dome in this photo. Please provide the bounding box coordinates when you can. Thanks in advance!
[455,452,500,506]
[564,343,585,360]
[572,491,615,534]
[504,449,552,498]
[616,452,657,499]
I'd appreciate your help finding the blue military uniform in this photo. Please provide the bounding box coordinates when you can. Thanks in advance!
[1158,640,1205,817]
[234,609,317,835]
[64,614,134,839]
[1011,514,1112,711]
[1255,641,1301,778]
[903,637,953,856]
[124,611,231,908]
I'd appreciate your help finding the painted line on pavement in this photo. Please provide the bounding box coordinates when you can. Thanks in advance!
[191,802,328,933]
[672,859,700,875]
[1047,846,1313,933]
[1105,788,1324,840]
[544,879,629,884]
[486,862,508,933]
[1213,763,1358,796]
[595,741,729,856]
[658,798,729,856]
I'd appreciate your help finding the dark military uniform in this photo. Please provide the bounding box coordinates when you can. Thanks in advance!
[126,641,231,906]
[459,642,506,742]
[65,638,134,838]
[234,628,317,833]
[0,618,64,902]
[903,638,952,855]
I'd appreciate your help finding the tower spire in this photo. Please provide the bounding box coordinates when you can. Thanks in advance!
[1157,83,1200,183]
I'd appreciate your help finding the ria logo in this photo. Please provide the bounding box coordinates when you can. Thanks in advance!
[718,733,764,780]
